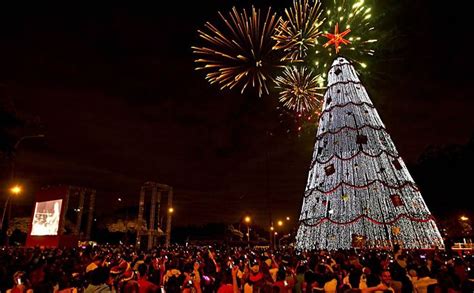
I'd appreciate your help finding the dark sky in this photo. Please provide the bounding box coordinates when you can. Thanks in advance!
[0,1,473,226]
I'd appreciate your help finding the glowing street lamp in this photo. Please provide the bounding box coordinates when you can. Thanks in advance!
[286,216,290,221]
[460,216,469,221]
[278,220,283,227]
[10,185,22,195]
[1,185,23,231]
[168,207,174,213]
[244,216,251,243]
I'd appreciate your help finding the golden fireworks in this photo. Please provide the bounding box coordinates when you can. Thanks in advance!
[273,0,324,62]
[192,6,281,97]
[275,66,324,113]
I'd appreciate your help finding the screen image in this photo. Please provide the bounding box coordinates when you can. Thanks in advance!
[30,199,63,236]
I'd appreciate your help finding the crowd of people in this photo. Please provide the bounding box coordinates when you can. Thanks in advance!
[0,244,473,293]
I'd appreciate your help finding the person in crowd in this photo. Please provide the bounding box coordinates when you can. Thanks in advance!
[84,266,112,293]
[389,254,411,293]
[86,255,105,274]
[272,266,295,293]
[412,266,437,293]
[293,265,306,293]
[362,269,396,293]
[111,259,139,293]
[217,266,239,293]
[7,271,34,293]
[137,263,160,293]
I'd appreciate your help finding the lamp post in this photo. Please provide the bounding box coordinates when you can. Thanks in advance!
[244,216,251,244]
[0,185,22,232]
[165,206,173,247]
[2,134,44,244]
[275,220,284,249]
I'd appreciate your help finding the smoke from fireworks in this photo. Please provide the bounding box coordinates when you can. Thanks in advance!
[273,0,324,62]
[192,6,281,97]
[275,66,324,114]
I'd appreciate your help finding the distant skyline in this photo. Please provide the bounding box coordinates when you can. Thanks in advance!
[1,1,473,226]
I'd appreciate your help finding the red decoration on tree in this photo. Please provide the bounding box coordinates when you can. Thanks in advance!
[301,213,435,227]
[325,164,335,176]
[390,194,404,207]
[323,23,351,53]
[392,159,402,170]
[356,134,368,144]
[351,234,367,248]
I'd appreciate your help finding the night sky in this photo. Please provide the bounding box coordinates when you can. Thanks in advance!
[0,1,473,226]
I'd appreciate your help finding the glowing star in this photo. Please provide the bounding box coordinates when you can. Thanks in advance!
[322,23,351,53]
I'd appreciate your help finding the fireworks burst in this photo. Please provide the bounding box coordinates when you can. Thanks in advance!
[275,66,324,114]
[313,0,378,79]
[192,6,281,97]
[273,0,325,62]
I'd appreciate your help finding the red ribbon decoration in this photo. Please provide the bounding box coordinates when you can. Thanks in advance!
[300,213,435,227]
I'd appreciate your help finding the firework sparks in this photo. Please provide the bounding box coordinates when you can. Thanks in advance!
[314,0,377,78]
[192,6,281,97]
[275,66,324,114]
[273,0,324,62]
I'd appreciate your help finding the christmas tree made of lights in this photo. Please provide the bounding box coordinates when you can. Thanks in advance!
[296,57,444,250]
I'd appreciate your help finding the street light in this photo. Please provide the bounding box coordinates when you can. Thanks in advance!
[0,185,22,231]
[2,134,44,245]
[460,216,469,221]
[10,186,22,195]
[274,220,285,249]
[286,216,290,221]
[168,207,174,214]
[244,216,251,243]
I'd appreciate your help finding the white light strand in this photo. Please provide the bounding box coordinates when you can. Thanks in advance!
[296,57,444,250]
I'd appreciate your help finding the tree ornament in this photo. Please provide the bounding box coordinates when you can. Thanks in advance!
[356,134,368,144]
[351,234,366,248]
[324,164,335,176]
[342,194,349,201]
[391,226,401,235]
[392,159,402,170]
[390,194,404,207]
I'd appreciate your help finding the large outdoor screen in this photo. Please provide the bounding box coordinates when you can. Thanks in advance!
[30,199,63,236]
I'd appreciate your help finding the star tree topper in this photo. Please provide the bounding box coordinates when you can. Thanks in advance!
[323,23,351,53]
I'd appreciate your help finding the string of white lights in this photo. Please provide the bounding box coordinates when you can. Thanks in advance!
[296,57,444,250]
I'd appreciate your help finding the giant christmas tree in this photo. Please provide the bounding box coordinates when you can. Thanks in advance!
[296,57,444,250]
